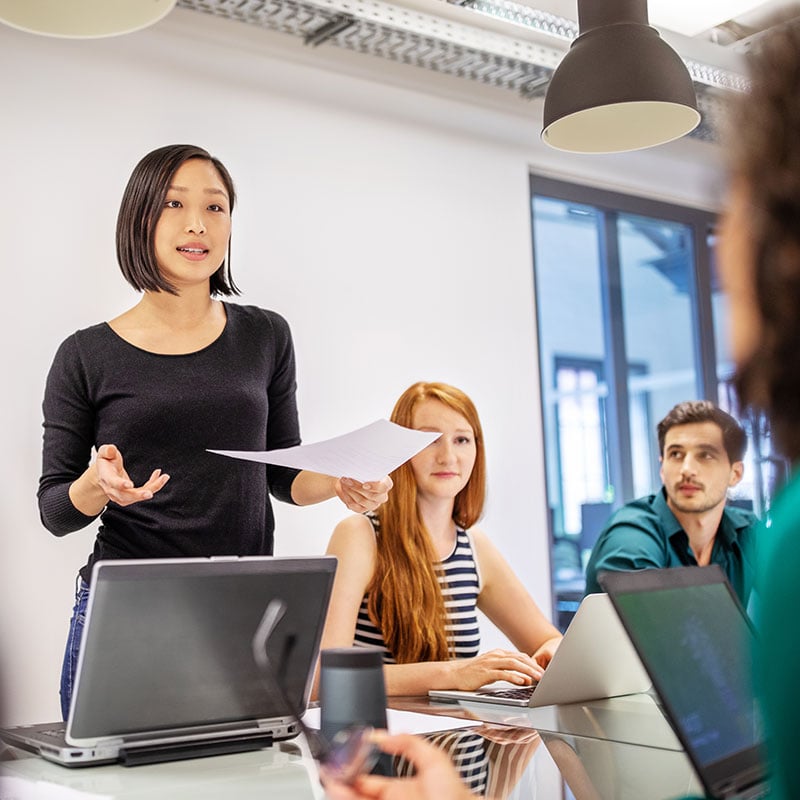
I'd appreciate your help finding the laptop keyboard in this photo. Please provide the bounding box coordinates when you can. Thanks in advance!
[36,726,67,742]
[475,684,538,700]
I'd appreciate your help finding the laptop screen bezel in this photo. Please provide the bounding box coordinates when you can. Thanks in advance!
[600,565,767,798]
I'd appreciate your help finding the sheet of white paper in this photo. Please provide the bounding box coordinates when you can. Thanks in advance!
[208,419,440,482]
[301,707,477,735]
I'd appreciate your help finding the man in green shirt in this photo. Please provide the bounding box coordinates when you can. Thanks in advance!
[584,400,758,606]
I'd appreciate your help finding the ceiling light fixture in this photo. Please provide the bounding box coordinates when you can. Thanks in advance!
[541,0,700,154]
[0,0,177,38]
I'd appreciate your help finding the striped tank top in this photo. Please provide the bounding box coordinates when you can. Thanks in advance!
[353,519,482,663]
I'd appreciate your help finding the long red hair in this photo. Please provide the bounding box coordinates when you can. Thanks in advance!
[368,382,486,663]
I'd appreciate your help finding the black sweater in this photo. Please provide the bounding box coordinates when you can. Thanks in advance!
[38,303,301,583]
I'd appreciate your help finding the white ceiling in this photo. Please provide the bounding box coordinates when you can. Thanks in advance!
[527,0,793,45]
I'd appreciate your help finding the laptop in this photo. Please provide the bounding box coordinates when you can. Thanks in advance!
[428,592,651,707]
[0,555,336,767]
[601,565,769,800]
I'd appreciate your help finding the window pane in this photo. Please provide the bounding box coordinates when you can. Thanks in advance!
[618,213,700,494]
[534,188,717,629]
[556,363,607,535]
[533,196,607,626]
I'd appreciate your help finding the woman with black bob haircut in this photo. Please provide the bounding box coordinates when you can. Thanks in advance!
[38,143,392,721]
[116,144,239,296]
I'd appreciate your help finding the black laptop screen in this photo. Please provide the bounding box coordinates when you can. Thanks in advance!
[610,580,761,767]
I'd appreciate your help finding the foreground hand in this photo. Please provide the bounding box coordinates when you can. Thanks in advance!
[322,733,473,800]
[95,444,170,507]
[449,649,544,691]
[336,475,393,514]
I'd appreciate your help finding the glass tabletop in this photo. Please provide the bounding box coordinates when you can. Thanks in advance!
[1,697,702,800]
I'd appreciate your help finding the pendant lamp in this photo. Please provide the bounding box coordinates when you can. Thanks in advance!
[541,0,700,154]
[0,0,176,38]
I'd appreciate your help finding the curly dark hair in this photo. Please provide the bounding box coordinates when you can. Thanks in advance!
[729,12,800,462]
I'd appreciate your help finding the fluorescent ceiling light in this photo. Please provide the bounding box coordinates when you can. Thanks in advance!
[647,0,768,36]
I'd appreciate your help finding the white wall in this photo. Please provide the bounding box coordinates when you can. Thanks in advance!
[0,6,723,725]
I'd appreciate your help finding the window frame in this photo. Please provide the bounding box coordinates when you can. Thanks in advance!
[530,175,720,624]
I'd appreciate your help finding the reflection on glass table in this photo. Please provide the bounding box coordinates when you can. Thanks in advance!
[0,724,554,800]
[393,724,544,799]
[382,713,700,800]
[0,742,322,799]
[420,692,683,752]
[2,698,706,800]
[390,693,703,799]
[543,731,702,800]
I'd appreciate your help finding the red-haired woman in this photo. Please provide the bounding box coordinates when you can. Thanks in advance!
[318,381,561,696]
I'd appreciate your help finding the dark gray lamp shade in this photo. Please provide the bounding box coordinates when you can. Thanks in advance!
[542,0,700,154]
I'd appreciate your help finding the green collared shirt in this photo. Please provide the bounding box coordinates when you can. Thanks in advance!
[583,488,758,605]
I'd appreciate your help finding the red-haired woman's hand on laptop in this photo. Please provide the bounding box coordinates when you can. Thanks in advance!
[532,635,563,670]
[446,649,543,691]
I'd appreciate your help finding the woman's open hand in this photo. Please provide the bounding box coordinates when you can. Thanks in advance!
[95,444,170,507]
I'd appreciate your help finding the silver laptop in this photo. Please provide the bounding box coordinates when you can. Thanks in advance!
[602,566,769,800]
[0,555,336,767]
[428,593,651,707]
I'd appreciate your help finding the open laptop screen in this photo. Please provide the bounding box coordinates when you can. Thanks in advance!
[601,566,766,799]
[68,556,335,744]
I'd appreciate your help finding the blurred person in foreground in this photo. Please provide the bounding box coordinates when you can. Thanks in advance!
[715,11,800,799]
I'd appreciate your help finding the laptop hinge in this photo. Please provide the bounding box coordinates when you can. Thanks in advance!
[715,769,769,800]
[118,731,274,767]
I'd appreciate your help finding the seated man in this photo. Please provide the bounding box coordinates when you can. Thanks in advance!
[584,400,757,606]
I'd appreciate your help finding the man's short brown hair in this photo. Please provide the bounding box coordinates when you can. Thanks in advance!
[657,401,747,463]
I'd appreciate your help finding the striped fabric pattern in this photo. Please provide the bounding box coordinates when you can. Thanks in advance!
[353,524,482,663]
[395,729,489,794]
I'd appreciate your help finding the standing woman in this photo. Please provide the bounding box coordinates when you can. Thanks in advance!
[715,14,800,800]
[38,144,391,719]
[319,381,561,696]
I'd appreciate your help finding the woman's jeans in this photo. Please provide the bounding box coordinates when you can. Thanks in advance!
[60,578,90,721]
